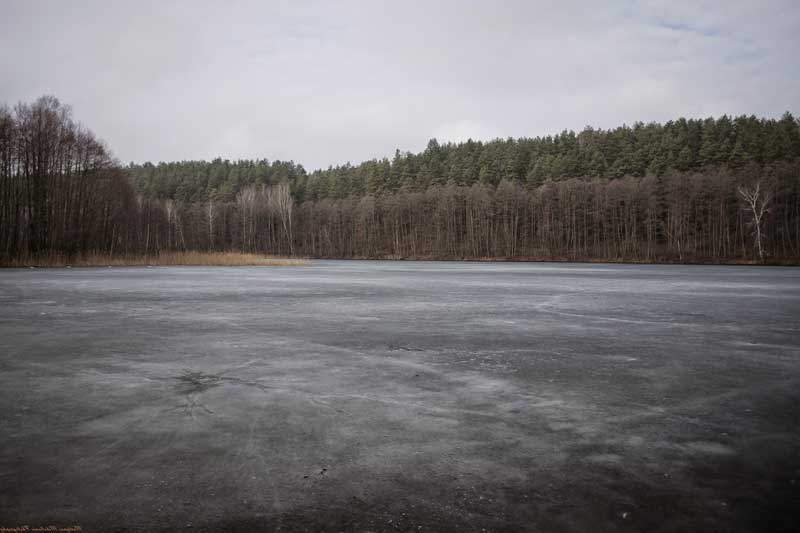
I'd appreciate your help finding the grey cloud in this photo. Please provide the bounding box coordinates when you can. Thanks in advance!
[1,0,797,170]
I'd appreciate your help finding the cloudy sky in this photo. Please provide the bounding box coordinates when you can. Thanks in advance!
[2,0,798,170]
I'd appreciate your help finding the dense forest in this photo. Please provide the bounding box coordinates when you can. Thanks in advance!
[2,95,799,263]
[131,113,800,203]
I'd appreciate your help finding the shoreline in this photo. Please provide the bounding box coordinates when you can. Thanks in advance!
[309,256,800,267]
[3,255,798,268]
[0,251,308,268]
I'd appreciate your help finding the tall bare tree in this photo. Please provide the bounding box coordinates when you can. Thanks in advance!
[269,182,294,255]
[738,180,772,261]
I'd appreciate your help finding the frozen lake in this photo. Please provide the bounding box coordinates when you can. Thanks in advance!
[1,261,799,531]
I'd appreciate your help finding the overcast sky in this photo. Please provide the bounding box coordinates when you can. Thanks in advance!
[2,0,798,170]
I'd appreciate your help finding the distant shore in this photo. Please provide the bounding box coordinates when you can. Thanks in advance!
[312,255,799,266]
[3,253,798,268]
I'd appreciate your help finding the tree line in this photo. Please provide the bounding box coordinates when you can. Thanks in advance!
[295,165,798,261]
[2,96,799,263]
[129,113,800,203]
[121,161,799,262]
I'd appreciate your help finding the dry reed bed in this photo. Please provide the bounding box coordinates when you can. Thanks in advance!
[1,252,309,267]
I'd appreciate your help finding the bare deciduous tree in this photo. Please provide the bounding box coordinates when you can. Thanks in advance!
[738,181,772,261]
[268,182,294,255]
[236,186,257,252]
[207,199,216,250]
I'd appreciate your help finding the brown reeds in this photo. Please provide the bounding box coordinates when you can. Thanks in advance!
[1,251,309,268]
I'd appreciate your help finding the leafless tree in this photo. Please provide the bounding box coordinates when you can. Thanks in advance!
[236,185,258,251]
[738,181,772,261]
[207,199,216,250]
[268,182,294,255]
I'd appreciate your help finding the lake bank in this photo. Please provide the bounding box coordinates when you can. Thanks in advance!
[0,251,308,268]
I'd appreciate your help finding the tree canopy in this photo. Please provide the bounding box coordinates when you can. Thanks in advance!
[127,113,800,203]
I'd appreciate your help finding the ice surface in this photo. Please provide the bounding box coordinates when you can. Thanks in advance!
[1,261,799,531]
